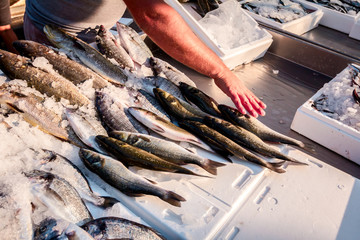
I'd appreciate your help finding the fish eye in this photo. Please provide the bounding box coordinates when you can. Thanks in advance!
[39,226,47,233]
[83,226,88,231]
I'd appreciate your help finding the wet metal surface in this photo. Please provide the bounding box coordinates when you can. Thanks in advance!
[154,50,360,179]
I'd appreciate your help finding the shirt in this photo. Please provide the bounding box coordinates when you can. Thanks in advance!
[25,0,126,42]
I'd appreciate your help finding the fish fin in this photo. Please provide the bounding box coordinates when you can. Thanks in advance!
[144,177,157,184]
[302,142,316,154]
[98,196,120,209]
[162,191,186,207]
[199,159,226,175]
[269,162,286,173]
[286,157,309,166]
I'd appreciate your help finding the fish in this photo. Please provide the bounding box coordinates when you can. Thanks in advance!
[12,40,109,89]
[95,89,149,134]
[218,104,306,148]
[128,107,214,152]
[0,49,90,106]
[109,130,226,175]
[203,116,307,165]
[179,120,286,173]
[34,217,95,240]
[153,87,203,121]
[0,86,69,140]
[141,76,186,101]
[148,57,196,87]
[25,170,93,226]
[81,217,165,240]
[36,149,118,208]
[116,22,153,66]
[96,25,135,70]
[95,135,210,177]
[179,82,222,117]
[43,25,128,85]
[65,108,108,154]
[137,88,171,121]
[79,148,186,207]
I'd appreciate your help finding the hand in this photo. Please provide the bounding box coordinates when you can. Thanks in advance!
[214,72,266,118]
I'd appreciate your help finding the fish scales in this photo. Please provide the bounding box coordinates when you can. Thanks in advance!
[95,135,210,177]
[128,107,214,152]
[179,120,285,173]
[148,57,197,87]
[116,22,153,66]
[95,90,149,134]
[43,25,128,85]
[203,116,307,165]
[110,130,226,175]
[96,25,135,70]
[218,104,305,148]
[179,82,222,117]
[0,49,90,106]
[13,40,109,89]
[141,76,186,101]
[79,148,186,207]
[82,217,165,240]
[25,170,93,226]
[0,87,69,140]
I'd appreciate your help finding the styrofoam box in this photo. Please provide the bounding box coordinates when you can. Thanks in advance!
[297,0,360,34]
[349,17,360,40]
[238,0,324,35]
[164,0,273,70]
[291,65,360,165]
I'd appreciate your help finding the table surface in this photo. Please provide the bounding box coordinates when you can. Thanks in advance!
[154,49,360,180]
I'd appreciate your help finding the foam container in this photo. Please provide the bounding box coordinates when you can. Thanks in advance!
[164,0,273,70]
[297,0,360,34]
[350,17,360,40]
[238,0,324,35]
[291,65,360,165]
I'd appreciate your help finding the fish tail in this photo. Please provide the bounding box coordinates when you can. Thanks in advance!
[162,191,186,207]
[175,168,212,178]
[199,159,226,175]
[244,154,286,174]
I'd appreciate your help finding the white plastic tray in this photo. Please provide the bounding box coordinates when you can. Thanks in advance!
[164,0,273,70]
[291,65,360,165]
[297,0,360,34]
[238,0,324,35]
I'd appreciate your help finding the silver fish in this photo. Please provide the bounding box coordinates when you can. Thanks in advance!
[128,107,214,152]
[82,217,165,240]
[110,130,226,175]
[25,170,93,226]
[116,22,153,66]
[44,25,128,85]
[141,76,186,101]
[65,108,108,154]
[36,149,118,208]
[79,148,186,207]
[95,89,149,134]
[0,49,90,106]
[96,25,135,70]
[13,40,109,89]
[148,57,196,87]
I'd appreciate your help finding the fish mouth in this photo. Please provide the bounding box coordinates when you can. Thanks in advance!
[79,148,101,165]
[12,41,29,52]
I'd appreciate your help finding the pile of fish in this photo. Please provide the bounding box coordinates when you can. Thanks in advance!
[306,0,360,15]
[241,0,313,23]
[0,22,308,239]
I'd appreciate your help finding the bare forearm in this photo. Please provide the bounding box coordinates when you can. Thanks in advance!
[123,0,227,79]
[123,0,266,117]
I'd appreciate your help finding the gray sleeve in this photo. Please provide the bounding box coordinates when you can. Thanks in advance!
[0,0,11,26]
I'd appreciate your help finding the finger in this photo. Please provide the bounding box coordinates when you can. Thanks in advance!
[231,94,246,115]
[239,95,258,118]
[249,97,266,116]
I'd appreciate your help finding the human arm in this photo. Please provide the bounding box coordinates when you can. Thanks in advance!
[123,0,266,117]
[0,0,18,53]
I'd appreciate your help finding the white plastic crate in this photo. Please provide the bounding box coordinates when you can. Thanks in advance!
[297,0,360,34]
[238,0,324,35]
[164,0,273,70]
[291,65,360,165]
